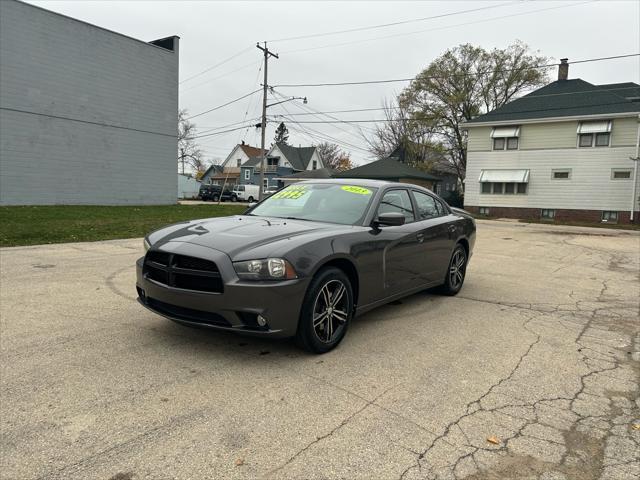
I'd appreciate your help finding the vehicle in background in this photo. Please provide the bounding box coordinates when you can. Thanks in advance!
[232,185,260,202]
[198,184,237,202]
[263,186,280,198]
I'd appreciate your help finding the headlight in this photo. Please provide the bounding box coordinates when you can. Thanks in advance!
[143,237,151,251]
[233,258,297,280]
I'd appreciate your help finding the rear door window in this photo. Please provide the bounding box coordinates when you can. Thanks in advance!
[412,191,441,220]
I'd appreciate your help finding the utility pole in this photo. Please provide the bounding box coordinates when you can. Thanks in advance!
[256,42,278,200]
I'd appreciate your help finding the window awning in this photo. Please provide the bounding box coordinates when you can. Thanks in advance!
[577,120,611,134]
[479,169,530,183]
[490,126,520,138]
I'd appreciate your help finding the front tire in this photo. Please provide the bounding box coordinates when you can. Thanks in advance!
[212,194,219,202]
[440,244,467,296]
[296,267,353,354]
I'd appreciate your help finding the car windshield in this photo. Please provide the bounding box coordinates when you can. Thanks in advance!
[249,183,377,225]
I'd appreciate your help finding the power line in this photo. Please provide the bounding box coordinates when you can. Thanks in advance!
[180,45,253,84]
[179,61,257,93]
[266,1,520,43]
[187,89,262,120]
[279,1,595,55]
[273,54,640,88]
[193,124,257,139]
[197,117,262,136]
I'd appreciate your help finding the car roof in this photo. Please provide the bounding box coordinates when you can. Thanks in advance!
[296,178,425,190]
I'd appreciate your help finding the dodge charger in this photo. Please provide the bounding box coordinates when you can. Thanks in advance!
[137,179,476,353]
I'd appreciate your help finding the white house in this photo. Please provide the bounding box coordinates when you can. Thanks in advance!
[463,60,640,224]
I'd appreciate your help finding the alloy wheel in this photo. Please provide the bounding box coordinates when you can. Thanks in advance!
[312,280,349,343]
[449,249,466,289]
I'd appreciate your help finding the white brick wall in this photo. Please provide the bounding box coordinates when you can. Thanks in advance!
[0,0,179,205]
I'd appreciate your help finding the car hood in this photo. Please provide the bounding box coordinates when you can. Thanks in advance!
[148,215,341,259]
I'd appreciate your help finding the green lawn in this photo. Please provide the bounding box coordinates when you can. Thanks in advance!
[0,204,247,247]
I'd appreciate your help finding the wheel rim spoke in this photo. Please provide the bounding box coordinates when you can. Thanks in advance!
[332,309,348,323]
[313,311,328,327]
[331,284,345,306]
[325,315,333,340]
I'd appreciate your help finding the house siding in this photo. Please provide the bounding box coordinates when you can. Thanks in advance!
[465,146,639,211]
[0,0,178,205]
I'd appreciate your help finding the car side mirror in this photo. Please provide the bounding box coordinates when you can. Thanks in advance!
[374,212,405,227]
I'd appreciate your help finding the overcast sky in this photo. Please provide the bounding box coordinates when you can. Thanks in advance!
[28,0,640,165]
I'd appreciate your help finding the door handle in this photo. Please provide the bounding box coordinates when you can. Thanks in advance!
[448,225,457,233]
[416,233,425,243]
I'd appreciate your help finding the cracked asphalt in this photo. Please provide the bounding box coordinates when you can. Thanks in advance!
[1,219,639,480]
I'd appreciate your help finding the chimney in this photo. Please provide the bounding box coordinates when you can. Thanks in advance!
[241,140,245,145]
[558,58,569,81]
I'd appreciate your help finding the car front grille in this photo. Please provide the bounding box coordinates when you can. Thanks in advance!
[143,251,223,293]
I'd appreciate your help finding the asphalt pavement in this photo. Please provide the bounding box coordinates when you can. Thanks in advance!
[1,220,638,479]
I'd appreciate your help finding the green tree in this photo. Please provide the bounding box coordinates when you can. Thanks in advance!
[274,122,290,145]
[377,42,551,179]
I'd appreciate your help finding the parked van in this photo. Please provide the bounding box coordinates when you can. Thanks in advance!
[232,184,260,202]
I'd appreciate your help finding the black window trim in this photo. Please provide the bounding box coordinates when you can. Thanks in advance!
[409,188,451,221]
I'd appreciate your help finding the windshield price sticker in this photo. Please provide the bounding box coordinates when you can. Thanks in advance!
[341,185,372,195]
[273,186,307,200]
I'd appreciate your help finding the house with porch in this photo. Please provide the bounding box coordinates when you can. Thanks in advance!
[334,156,441,190]
[200,142,266,187]
[463,59,640,224]
[239,143,324,189]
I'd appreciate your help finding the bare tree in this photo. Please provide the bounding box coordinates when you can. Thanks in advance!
[178,109,204,175]
[316,142,354,171]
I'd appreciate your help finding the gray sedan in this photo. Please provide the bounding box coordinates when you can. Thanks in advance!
[137,179,476,353]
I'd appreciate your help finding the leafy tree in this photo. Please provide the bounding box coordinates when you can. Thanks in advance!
[178,109,204,175]
[274,122,290,145]
[316,142,354,171]
[372,42,550,179]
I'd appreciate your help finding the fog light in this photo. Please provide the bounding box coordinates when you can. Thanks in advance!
[257,315,267,327]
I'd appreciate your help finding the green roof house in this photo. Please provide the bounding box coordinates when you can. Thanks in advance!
[463,59,640,224]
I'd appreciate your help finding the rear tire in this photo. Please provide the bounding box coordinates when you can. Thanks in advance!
[439,244,467,296]
[212,194,219,202]
[296,267,353,354]
[247,196,254,203]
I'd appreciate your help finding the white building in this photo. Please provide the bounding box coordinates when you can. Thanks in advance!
[0,0,179,205]
[463,60,640,224]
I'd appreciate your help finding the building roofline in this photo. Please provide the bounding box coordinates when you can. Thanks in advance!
[15,0,179,54]
[462,111,640,128]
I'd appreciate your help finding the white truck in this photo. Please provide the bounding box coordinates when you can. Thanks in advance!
[232,184,260,202]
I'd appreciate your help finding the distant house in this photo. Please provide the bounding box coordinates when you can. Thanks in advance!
[387,144,460,198]
[280,167,336,185]
[239,143,324,189]
[334,157,441,191]
[200,142,266,187]
[463,59,640,224]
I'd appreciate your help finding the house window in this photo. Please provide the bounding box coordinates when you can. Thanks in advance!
[312,160,317,170]
[611,169,632,180]
[236,159,242,167]
[602,211,618,223]
[595,133,610,147]
[552,169,571,180]
[479,207,490,216]
[579,134,594,147]
[436,184,442,195]
[541,209,555,219]
[244,169,250,180]
[481,182,527,194]
[577,121,612,148]
[491,126,520,151]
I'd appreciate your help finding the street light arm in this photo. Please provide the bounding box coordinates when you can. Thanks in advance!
[266,96,307,108]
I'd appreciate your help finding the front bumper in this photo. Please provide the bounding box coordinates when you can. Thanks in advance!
[136,243,310,338]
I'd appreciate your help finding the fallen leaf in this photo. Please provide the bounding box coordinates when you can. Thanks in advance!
[235,458,244,466]
[631,423,640,431]
[487,436,500,445]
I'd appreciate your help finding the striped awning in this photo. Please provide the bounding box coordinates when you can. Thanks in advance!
[577,121,611,134]
[490,126,520,138]
[479,169,530,183]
